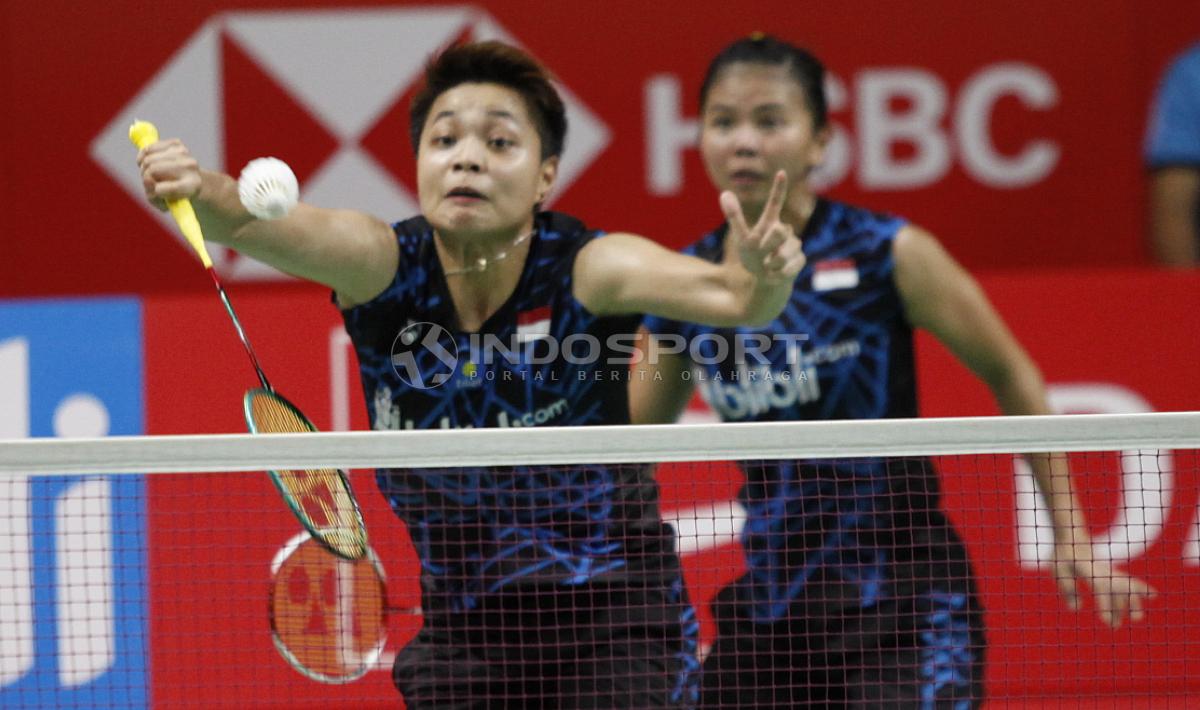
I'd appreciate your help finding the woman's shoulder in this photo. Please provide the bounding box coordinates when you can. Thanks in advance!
[391,214,434,246]
[807,198,907,256]
[537,210,596,240]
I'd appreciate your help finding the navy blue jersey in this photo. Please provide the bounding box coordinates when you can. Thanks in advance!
[646,200,966,622]
[340,212,681,617]
[344,211,641,430]
[645,198,915,423]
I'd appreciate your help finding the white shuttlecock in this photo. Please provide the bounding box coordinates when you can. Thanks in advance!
[238,157,299,220]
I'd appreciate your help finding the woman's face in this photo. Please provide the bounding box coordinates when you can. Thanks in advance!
[700,62,827,223]
[417,82,557,240]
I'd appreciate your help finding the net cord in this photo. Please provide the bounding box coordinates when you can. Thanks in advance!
[1,411,1197,476]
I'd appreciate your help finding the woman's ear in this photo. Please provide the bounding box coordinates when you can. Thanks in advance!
[537,155,560,204]
[808,124,832,169]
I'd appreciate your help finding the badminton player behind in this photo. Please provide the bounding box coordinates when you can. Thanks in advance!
[630,33,1158,709]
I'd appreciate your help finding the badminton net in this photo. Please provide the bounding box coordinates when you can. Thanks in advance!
[0,412,1197,708]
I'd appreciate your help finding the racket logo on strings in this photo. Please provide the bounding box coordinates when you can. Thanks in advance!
[269,532,394,684]
[390,321,459,390]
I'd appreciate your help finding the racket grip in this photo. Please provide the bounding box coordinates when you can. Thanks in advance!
[128,120,159,151]
[165,200,212,268]
[128,120,214,269]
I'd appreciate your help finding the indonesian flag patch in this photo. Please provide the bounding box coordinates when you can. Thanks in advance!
[811,258,859,292]
[516,305,552,342]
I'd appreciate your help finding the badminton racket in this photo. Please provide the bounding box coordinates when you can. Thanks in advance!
[129,120,368,560]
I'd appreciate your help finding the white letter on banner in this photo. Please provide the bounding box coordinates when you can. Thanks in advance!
[857,69,950,189]
[52,394,114,687]
[808,73,852,191]
[1015,384,1171,569]
[1185,504,1200,565]
[329,327,353,432]
[1,338,118,688]
[646,74,699,195]
[0,337,34,686]
[55,479,114,686]
[955,63,1059,188]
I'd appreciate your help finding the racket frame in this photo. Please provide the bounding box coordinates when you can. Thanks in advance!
[267,531,389,683]
[245,387,369,560]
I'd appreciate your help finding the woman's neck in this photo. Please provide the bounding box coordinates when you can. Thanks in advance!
[782,190,817,231]
[738,189,817,233]
[434,227,534,332]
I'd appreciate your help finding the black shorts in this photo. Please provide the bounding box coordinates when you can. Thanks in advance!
[394,580,700,709]
[700,525,986,709]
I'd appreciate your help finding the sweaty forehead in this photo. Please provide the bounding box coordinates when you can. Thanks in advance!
[427,82,533,126]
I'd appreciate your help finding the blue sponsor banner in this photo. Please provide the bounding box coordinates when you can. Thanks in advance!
[0,298,148,708]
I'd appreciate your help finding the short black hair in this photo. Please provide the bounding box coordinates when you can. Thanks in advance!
[409,41,567,160]
[699,34,828,130]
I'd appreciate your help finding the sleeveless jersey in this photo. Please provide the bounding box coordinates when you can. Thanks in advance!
[342,212,680,616]
[645,199,964,622]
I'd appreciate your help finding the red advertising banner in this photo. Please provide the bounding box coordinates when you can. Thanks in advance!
[5,1,1200,299]
[140,269,1200,705]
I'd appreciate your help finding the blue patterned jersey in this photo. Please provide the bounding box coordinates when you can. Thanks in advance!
[646,198,916,422]
[340,212,681,617]
[645,199,960,621]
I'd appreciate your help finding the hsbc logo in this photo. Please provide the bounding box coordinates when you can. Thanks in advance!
[91,8,610,281]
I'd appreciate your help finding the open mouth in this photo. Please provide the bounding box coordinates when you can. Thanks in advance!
[730,170,765,185]
[447,187,485,200]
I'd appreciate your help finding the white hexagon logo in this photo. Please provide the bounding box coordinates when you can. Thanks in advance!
[91,8,610,280]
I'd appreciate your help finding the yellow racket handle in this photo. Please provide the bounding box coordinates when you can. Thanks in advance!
[128,120,213,269]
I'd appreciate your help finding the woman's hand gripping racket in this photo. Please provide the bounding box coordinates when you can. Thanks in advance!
[130,120,368,560]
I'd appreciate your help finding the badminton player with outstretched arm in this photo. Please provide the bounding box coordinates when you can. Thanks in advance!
[137,41,802,709]
[630,35,1158,709]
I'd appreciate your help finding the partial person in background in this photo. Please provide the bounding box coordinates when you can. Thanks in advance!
[632,34,1157,709]
[1146,42,1200,267]
[137,41,803,709]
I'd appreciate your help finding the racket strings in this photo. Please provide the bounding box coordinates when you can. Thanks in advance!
[269,536,389,683]
[248,392,366,559]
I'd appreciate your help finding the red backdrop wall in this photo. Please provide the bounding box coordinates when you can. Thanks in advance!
[5,0,1200,298]
[6,2,1200,704]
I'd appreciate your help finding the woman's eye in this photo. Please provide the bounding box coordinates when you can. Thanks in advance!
[432,135,455,147]
[489,137,514,149]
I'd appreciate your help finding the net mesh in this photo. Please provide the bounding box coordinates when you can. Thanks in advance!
[245,390,366,560]
[267,536,388,684]
[0,417,1197,708]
